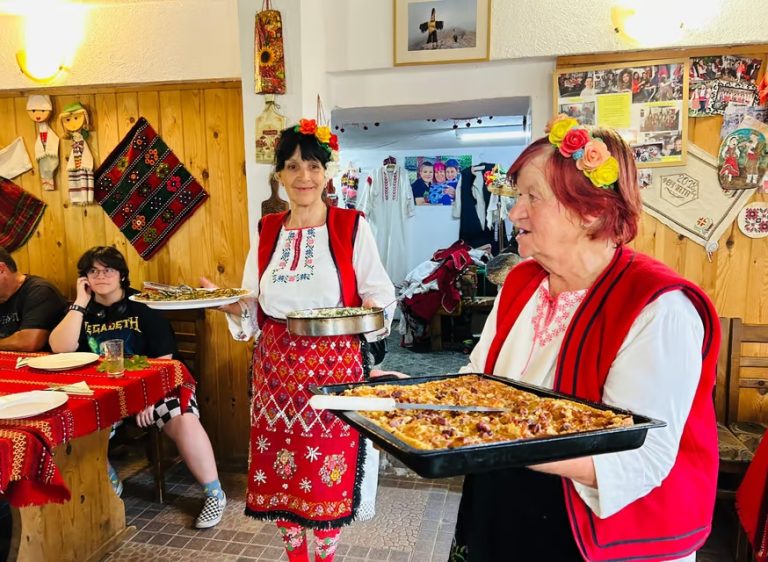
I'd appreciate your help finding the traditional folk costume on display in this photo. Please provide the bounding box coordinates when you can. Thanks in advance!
[226,206,395,529]
[450,247,719,562]
[66,131,94,204]
[356,165,414,286]
[26,95,59,191]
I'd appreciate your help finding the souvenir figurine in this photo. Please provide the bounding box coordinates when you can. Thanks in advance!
[59,102,94,205]
[26,95,59,191]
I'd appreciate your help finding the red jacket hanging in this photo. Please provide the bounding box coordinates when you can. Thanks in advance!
[486,247,719,562]
[257,206,363,326]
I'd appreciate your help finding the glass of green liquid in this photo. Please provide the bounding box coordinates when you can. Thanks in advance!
[100,339,124,377]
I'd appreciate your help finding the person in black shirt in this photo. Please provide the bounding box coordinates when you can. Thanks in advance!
[0,246,66,351]
[49,246,227,529]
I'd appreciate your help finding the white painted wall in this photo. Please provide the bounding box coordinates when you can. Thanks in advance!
[341,145,524,273]
[324,0,768,72]
[0,0,240,89]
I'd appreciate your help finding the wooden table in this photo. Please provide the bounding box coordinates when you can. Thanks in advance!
[0,352,195,562]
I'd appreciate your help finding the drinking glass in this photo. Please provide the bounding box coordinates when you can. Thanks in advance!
[100,339,124,377]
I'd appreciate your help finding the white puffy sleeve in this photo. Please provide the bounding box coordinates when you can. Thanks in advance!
[571,291,703,518]
[225,229,261,342]
[353,217,396,339]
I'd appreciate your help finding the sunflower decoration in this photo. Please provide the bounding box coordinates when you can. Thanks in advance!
[259,45,278,67]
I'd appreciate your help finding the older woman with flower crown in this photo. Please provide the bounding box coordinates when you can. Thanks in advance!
[446,115,719,561]
[204,120,395,562]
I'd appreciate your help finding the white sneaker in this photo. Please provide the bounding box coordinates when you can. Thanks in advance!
[195,492,226,529]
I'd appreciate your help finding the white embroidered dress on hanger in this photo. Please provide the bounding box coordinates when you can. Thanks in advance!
[357,165,414,285]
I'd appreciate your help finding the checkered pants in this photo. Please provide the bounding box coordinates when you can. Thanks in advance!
[152,392,200,430]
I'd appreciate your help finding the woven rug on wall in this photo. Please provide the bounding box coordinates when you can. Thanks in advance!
[0,178,46,253]
[94,117,209,260]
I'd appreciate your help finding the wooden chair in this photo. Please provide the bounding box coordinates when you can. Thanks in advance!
[116,308,206,503]
[717,318,768,561]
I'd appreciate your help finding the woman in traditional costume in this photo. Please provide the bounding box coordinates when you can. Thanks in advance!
[444,116,719,561]
[210,122,395,562]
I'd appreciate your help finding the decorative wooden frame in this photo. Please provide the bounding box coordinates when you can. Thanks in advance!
[553,58,689,168]
[393,0,491,67]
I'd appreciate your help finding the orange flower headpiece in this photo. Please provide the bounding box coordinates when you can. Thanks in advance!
[295,118,339,158]
[544,114,619,190]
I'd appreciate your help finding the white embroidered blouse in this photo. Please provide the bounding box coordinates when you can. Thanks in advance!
[461,277,702,561]
[226,217,396,342]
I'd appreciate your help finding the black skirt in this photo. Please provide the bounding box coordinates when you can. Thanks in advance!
[449,467,583,562]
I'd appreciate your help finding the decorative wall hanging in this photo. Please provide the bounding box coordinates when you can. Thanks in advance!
[26,95,59,191]
[393,0,491,66]
[0,137,32,180]
[58,102,94,205]
[641,143,756,252]
[254,95,286,163]
[0,178,46,252]
[254,0,286,94]
[553,58,687,168]
[261,174,288,216]
[737,202,768,238]
[94,117,209,260]
[718,127,767,190]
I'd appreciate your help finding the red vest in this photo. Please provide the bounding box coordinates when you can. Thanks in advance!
[257,206,363,326]
[486,247,719,562]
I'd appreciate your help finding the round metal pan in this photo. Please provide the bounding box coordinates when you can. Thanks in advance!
[286,307,384,336]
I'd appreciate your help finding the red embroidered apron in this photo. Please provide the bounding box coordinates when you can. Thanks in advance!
[245,319,365,528]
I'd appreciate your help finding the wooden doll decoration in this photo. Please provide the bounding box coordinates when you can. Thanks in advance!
[58,102,94,205]
[26,95,59,191]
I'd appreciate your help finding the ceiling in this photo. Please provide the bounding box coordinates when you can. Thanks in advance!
[331,97,531,150]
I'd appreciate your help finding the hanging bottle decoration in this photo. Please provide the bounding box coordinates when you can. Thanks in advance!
[254,95,287,163]
[254,0,286,94]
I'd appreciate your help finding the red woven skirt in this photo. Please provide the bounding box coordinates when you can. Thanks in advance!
[245,319,366,528]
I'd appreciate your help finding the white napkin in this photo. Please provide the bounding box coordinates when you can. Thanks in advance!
[46,381,94,396]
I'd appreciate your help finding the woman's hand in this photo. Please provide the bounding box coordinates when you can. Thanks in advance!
[200,276,241,315]
[135,405,155,428]
[75,276,92,306]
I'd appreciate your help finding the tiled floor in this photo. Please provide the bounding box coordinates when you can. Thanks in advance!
[102,461,462,562]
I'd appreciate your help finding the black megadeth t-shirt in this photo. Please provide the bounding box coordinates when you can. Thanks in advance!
[77,288,177,358]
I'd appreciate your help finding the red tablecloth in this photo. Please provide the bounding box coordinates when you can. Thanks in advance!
[737,429,768,562]
[0,351,195,507]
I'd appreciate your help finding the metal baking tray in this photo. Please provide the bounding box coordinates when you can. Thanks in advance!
[310,373,666,478]
[286,307,384,336]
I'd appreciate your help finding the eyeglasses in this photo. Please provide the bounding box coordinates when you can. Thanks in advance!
[86,267,118,278]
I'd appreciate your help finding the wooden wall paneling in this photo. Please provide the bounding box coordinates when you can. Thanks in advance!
[158,89,187,286]
[202,88,250,464]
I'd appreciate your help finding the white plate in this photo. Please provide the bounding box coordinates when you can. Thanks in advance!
[0,390,69,419]
[129,289,252,310]
[26,352,100,371]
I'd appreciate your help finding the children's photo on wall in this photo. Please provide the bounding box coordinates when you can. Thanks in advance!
[558,101,596,125]
[640,106,681,133]
[405,154,471,205]
[638,169,653,189]
[645,132,684,158]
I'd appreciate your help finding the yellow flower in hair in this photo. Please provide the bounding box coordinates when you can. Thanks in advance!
[315,126,332,144]
[548,117,579,146]
[585,157,619,188]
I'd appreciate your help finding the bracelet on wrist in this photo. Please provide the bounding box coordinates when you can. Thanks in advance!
[68,304,87,314]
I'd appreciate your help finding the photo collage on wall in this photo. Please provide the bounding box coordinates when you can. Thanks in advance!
[555,61,686,167]
[405,154,472,205]
[689,55,762,117]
